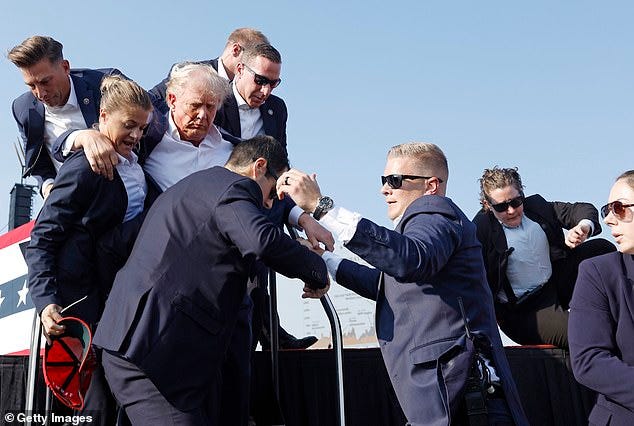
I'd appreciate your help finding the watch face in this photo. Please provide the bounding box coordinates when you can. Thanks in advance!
[320,196,334,209]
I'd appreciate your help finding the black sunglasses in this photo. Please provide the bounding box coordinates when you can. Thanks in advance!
[265,166,280,201]
[489,195,524,213]
[380,174,443,189]
[601,200,634,219]
[243,64,281,88]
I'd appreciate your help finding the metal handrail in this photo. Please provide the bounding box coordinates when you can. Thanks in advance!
[25,311,41,426]
[272,225,345,426]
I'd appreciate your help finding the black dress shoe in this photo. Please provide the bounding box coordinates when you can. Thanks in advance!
[279,335,318,350]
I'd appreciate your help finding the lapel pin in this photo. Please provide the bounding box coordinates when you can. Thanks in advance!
[83,98,90,105]
[267,109,273,116]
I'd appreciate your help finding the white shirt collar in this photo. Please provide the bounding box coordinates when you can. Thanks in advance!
[217,58,230,80]
[232,81,253,110]
[44,76,79,112]
[116,150,139,166]
[166,111,223,145]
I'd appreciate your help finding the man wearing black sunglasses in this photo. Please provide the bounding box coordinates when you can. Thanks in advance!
[215,43,287,146]
[278,143,528,426]
[473,166,615,349]
[149,27,270,115]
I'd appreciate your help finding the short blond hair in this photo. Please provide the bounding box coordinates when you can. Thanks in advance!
[387,142,448,182]
[225,28,269,50]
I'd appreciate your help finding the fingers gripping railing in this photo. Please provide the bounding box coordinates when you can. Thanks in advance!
[268,225,345,426]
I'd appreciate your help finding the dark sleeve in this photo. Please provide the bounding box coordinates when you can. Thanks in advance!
[335,258,381,300]
[278,100,288,146]
[551,200,602,236]
[12,99,56,192]
[25,155,97,313]
[569,258,634,409]
[215,179,328,289]
[345,212,462,283]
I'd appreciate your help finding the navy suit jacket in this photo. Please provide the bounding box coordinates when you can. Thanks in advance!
[214,91,288,146]
[12,68,120,190]
[93,166,328,411]
[26,150,127,324]
[473,194,601,304]
[147,58,288,146]
[335,195,528,426]
[570,252,634,426]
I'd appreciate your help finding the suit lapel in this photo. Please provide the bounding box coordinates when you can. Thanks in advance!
[25,100,46,168]
[72,74,99,128]
[259,101,276,138]
[223,94,242,137]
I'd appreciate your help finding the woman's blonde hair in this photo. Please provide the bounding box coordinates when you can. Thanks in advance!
[100,75,152,114]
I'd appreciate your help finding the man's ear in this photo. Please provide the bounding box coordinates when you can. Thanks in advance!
[424,177,442,195]
[252,157,268,179]
[61,59,70,75]
[231,42,242,58]
[167,92,177,111]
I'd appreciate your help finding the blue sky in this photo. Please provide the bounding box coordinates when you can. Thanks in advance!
[1,0,632,341]
[1,1,632,234]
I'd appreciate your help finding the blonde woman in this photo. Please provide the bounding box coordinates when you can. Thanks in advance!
[26,75,152,424]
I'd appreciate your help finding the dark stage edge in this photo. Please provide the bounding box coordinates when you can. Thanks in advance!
[1,347,595,425]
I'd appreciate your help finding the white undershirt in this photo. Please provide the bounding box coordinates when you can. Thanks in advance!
[42,77,87,181]
[143,113,235,191]
[115,151,146,222]
[232,82,264,139]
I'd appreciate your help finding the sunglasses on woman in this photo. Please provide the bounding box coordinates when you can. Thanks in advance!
[600,200,634,219]
[381,174,443,189]
[488,195,524,213]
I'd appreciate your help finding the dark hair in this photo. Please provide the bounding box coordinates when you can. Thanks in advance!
[8,35,63,68]
[226,135,289,175]
[242,43,282,65]
[479,166,524,210]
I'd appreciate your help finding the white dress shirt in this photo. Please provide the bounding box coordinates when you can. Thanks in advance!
[502,215,552,299]
[232,82,264,139]
[42,77,87,188]
[143,114,235,191]
[115,151,146,222]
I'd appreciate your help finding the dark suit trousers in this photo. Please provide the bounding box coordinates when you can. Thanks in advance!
[497,238,615,348]
[102,351,211,426]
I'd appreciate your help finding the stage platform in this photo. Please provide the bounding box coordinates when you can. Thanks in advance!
[1,347,595,425]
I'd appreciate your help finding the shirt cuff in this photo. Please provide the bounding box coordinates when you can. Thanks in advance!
[62,131,79,157]
[322,250,343,279]
[41,179,55,196]
[288,205,304,228]
[578,219,595,235]
[319,206,362,244]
